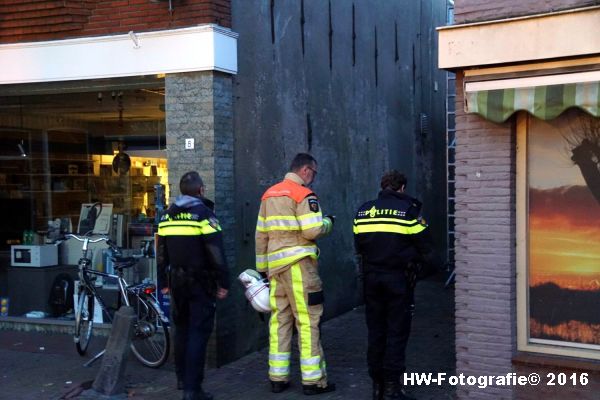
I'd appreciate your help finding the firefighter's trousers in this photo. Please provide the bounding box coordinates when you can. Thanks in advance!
[268,257,328,387]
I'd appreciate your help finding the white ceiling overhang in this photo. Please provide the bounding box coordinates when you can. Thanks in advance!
[0,24,238,85]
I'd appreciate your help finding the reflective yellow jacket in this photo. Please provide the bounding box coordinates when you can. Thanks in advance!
[255,173,332,276]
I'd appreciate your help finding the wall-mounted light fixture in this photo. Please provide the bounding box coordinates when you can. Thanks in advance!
[128,31,140,49]
[17,140,27,157]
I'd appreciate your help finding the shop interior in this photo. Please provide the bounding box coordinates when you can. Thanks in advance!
[0,76,167,320]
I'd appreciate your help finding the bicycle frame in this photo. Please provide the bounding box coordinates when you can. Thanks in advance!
[67,233,170,368]
[73,234,134,321]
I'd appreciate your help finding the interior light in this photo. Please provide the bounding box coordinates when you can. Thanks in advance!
[17,141,27,157]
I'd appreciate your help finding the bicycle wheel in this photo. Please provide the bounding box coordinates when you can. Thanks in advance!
[74,289,94,355]
[128,295,170,368]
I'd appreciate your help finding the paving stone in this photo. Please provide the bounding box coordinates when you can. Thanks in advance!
[0,276,455,400]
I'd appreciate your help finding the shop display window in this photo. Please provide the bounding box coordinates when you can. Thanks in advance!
[0,77,167,319]
[517,109,600,360]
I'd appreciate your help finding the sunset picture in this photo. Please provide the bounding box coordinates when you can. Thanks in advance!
[528,111,600,347]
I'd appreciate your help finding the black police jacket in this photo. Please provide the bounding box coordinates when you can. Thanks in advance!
[156,195,230,297]
[353,189,433,272]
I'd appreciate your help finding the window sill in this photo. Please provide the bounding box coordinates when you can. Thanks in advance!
[513,352,600,372]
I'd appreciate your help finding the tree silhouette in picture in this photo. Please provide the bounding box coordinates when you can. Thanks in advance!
[563,113,600,204]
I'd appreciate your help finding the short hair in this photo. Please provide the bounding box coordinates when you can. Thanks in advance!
[290,153,317,172]
[380,170,407,191]
[180,171,204,196]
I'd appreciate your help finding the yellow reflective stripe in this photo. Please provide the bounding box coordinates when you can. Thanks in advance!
[269,279,281,365]
[291,264,323,381]
[267,245,317,258]
[256,225,300,232]
[158,219,221,236]
[269,352,291,361]
[300,222,323,230]
[297,212,323,230]
[158,225,200,236]
[301,356,322,374]
[269,352,290,372]
[259,215,297,221]
[297,212,321,220]
[256,254,268,271]
[266,246,318,268]
[258,247,319,270]
[269,360,290,367]
[159,219,219,228]
[256,214,323,232]
[269,367,290,376]
[256,216,300,232]
[301,356,321,366]
[354,217,418,225]
[353,223,426,235]
[291,264,312,359]
[302,370,323,380]
[158,226,219,236]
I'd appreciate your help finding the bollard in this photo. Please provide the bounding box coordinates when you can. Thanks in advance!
[91,306,135,396]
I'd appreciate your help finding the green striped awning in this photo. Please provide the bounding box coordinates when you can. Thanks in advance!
[465,81,600,123]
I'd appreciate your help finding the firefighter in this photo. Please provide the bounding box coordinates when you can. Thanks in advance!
[255,153,336,395]
[157,171,230,400]
[353,170,433,400]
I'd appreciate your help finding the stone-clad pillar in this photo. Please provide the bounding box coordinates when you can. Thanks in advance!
[165,71,235,367]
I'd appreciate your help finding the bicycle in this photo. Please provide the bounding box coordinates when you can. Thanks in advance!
[64,233,170,368]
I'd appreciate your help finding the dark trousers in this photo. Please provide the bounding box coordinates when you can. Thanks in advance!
[171,285,216,392]
[363,270,413,382]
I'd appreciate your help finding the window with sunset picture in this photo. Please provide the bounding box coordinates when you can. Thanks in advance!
[518,109,600,359]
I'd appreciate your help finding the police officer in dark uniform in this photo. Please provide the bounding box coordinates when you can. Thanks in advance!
[353,170,433,400]
[157,171,230,400]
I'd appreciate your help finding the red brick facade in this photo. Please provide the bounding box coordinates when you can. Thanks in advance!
[454,0,598,23]
[0,0,231,44]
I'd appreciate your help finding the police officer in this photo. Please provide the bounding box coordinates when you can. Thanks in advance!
[353,170,433,400]
[157,171,230,400]
[255,153,336,395]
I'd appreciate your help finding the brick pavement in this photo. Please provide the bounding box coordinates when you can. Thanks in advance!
[0,277,455,400]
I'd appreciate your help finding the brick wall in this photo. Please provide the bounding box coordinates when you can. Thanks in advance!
[164,71,234,367]
[0,0,231,44]
[454,71,518,399]
[211,74,237,367]
[454,0,599,23]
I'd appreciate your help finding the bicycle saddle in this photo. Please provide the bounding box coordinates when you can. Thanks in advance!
[112,256,137,268]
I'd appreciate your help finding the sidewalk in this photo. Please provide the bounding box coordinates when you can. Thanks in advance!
[0,277,455,400]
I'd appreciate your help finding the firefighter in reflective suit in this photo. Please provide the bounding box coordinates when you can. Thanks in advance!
[256,153,336,395]
[353,170,433,400]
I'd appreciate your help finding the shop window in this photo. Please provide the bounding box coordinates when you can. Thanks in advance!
[517,109,600,360]
[0,78,167,319]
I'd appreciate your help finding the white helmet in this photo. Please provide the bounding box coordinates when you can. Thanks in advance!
[238,269,271,313]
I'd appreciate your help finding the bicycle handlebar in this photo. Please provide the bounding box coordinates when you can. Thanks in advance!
[62,233,120,253]
[64,233,108,243]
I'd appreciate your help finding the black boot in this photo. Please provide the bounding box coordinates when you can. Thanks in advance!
[373,379,384,400]
[199,388,214,400]
[383,378,397,399]
[182,391,198,400]
[182,389,213,400]
[302,382,336,395]
[270,380,290,393]
[383,380,415,400]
